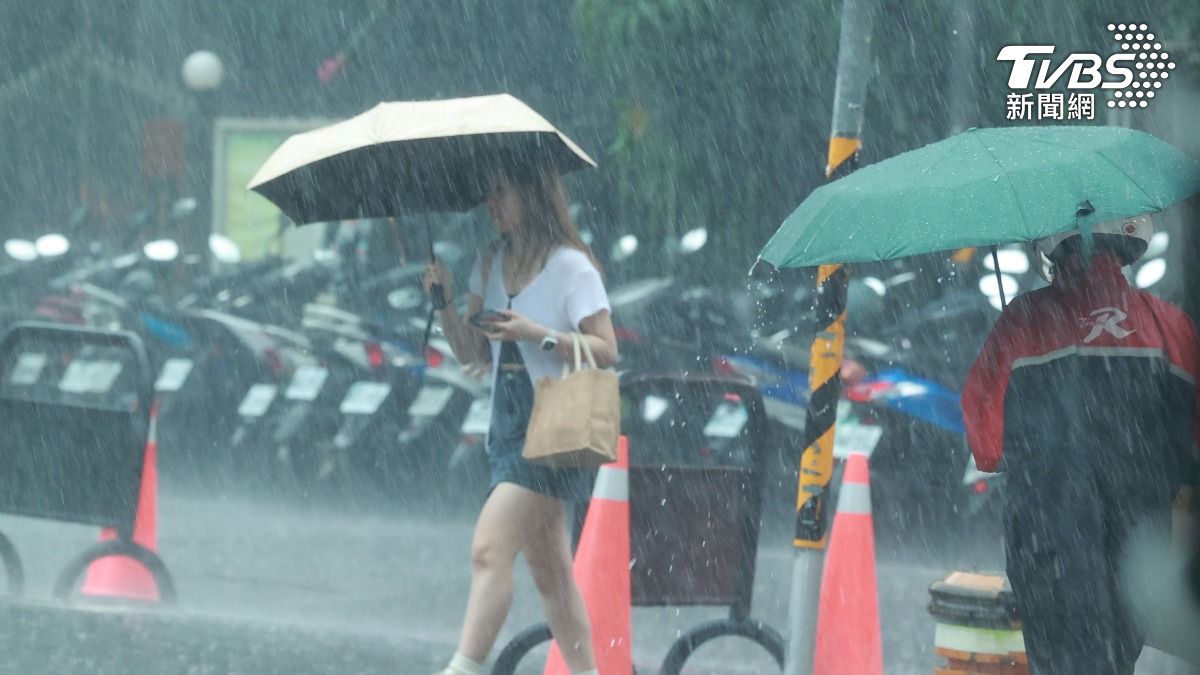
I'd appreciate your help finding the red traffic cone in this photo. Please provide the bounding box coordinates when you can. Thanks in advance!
[544,436,632,675]
[81,403,161,601]
[813,452,882,675]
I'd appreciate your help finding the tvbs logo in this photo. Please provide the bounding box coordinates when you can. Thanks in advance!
[997,23,1175,120]
[998,46,1136,90]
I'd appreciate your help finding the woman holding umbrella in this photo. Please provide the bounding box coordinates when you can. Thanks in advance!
[423,167,616,675]
[246,93,615,674]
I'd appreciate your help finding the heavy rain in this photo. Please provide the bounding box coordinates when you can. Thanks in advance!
[0,1,1197,674]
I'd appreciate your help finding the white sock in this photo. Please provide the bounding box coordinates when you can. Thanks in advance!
[445,653,484,675]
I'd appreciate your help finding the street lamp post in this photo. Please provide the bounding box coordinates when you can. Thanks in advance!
[181,50,224,264]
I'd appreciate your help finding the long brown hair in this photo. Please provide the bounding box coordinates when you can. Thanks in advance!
[497,170,602,278]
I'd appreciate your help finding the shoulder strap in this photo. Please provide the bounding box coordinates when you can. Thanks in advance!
[480,239,504,297]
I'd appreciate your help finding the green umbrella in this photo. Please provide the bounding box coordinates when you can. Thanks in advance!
[759,126,1200,269]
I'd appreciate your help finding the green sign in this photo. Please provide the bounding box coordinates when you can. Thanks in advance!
[213,119,330,261]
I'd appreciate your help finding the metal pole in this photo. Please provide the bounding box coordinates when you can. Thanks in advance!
[947,0,978,136]
[784,0,877,672]
[78,3,94,200]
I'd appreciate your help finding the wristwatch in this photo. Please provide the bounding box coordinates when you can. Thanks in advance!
[540,334,559,352]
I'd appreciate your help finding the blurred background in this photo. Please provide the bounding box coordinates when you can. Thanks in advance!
[0,0,1196,299]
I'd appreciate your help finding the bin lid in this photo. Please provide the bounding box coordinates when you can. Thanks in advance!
[928,571,1021,630]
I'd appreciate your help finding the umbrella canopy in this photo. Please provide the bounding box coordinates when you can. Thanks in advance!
[759,126,1200,268]
[247,93,596,225]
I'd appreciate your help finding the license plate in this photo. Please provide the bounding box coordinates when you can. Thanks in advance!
[704,401,749,439]
[238,384,278,417]
[340,381,392,415]
[641,395,671,423]
[155,358,194,393]
[833,420,884,459]
[9,353,47,386]
[460,398,492,435]
[407,385,454,418]
[58,359,123,394]
[285,366,328,401]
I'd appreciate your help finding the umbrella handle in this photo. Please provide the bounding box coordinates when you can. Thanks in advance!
[425,283,446,349]
[423,310,436,348]
[430,283,448,311]
[990,246,1008,310]
[427,223,448,311]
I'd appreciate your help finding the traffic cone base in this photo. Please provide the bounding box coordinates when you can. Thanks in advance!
[81,409,161,601]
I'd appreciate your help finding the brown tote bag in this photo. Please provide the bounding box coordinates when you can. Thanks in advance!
[523,332,620,468]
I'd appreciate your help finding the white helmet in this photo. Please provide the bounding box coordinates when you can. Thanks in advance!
[1034,214,1154,281]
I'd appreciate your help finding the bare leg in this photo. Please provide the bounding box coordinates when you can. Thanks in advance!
[455,483,557,662]
[524,498,597,674]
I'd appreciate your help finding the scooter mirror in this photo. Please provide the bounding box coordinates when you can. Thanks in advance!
[433,240,465,265]
[171,197,199,221]
[978,273,1018,300]
[34,233,70,258]
[209,233,242,264]
[982,247,1030,275]
[4,238,38,261]
[1135,257,1167,289]
[611,235,638,262]
[679,227,708,254]
[862,277,887,296]
[144,239,180,262]
[388,287,424,311]
[113,252,140,269]
[1145,232,1170,259]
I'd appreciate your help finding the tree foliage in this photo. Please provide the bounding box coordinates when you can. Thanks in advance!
[575,0,838,279]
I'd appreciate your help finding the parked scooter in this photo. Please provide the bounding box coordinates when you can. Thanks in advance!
[609,257,987,524]
[291,303,431,495]
[47,239,304,487]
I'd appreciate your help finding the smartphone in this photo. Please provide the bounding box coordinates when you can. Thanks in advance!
[469,310,505,330]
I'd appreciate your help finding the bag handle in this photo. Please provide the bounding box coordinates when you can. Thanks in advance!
[577,333,599,370]
[559,332,599,378]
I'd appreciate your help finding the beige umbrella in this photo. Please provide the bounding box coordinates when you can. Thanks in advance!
[247,93,596,345]
[247,93,596,223]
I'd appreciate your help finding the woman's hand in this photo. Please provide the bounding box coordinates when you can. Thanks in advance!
[483,308,542,343]
[422,260,453,306]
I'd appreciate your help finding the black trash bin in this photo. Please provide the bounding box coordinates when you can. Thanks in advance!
[493,373,784,675]
[0,322,175,602]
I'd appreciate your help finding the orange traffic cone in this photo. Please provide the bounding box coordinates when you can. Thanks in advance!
[81,402,161,601]
[813,452,882,675]
[544,436,632,675]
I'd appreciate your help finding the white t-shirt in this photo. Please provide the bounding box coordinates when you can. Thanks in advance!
[468,243,610,386]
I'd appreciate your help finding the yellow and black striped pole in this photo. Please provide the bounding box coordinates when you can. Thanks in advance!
[795,139,860,551]
[784,0,876,671]
[795,264,849,547]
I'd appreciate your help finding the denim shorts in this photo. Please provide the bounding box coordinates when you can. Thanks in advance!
[487,368,595,502]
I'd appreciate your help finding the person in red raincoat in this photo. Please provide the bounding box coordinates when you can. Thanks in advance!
[962,214,1199,673]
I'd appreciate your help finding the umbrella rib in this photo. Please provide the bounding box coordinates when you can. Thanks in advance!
[888,133,971,255]
[1021,134,1100,151]
[976,135,1034,243]
[1091,149,1162,210]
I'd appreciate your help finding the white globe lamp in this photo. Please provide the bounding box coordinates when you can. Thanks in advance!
[182,51,224,91]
